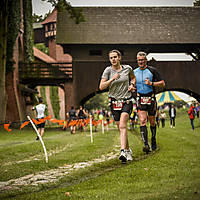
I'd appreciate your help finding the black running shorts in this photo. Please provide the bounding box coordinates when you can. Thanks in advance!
[110,99,133,122]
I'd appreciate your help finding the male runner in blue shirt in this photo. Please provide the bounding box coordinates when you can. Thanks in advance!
[133,51,165,153]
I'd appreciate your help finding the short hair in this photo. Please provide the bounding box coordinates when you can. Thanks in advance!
[137,51,147,58]
[38,97,43,103]
[109,49,121,57]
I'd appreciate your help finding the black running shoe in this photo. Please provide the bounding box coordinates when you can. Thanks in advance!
[143,145,151,154]
[36,136,39,140]
[119,150,127,164]
[151,139,157,151]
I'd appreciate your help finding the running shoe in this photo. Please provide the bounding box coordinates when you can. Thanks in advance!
[119,150,127,163]
[151,140,157,151]
[126,149,133,161]
[143,145,151,154]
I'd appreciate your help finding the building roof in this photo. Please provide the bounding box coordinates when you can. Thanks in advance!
[56,7,200,45]
[33,47,56,63]
[41,8,57,25]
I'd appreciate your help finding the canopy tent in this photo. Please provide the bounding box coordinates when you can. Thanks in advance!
[156,91,183,106]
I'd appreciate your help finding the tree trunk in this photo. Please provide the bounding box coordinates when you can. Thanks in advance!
[0,0,8,124]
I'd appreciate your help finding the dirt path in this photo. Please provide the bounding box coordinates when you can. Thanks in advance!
[0,146,120,192]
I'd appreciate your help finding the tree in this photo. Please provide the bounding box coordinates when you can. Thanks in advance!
[84,93,110,111]
[32,11,52,23]
[43,0,85,24]
[0,0,8,124]
[194,0,200,6]
[32,13,44,23]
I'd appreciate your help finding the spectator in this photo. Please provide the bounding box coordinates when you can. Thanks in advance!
[169,104,176,128]
[188,104,195,130]
[155,108,160,128]
[67,106,77,134]
[77,106,87,131]
[160,110,166,128]
[195,103,199,118]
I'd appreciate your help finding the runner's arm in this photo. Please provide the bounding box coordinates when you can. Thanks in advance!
[146,79,165,87]
[99,73,120,90]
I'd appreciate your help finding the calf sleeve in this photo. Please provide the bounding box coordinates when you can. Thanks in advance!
[150,125,156,139]
[140,125,148,145]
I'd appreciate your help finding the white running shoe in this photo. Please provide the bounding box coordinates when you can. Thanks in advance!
[126,149,133,161]
[119,150,127,163]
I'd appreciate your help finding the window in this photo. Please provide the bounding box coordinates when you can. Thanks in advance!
[89,50,102,56]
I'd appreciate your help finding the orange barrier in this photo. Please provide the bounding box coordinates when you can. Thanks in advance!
[2,116,114,132]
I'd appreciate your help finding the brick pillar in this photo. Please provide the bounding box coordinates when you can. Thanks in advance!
[48,39,57,60]
[64,82,75,119]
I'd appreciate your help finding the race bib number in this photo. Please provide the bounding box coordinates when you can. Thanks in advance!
[141,97,151,105]
[113,101,123,110]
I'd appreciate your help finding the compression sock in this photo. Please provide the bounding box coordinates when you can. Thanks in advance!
[140,126,148,146]
[150,125,157,150]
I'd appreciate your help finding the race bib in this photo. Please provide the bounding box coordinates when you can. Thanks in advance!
[113,101,123,110]
[141,97,151,105]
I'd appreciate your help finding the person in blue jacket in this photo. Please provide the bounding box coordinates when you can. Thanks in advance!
[133,51,165,153]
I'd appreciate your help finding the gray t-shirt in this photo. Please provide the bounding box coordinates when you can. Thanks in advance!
[101,65,134,100]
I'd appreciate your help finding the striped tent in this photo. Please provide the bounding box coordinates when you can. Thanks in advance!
[156,91,183,106]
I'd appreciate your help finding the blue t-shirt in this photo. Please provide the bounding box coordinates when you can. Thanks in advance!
[134,66,162,95]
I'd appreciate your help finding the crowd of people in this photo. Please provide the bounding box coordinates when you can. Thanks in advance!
[66,106,113,134]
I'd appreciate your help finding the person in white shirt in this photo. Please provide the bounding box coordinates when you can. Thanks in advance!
[169,104,176,128]
[33,97,46,140]
[160,110,166,128]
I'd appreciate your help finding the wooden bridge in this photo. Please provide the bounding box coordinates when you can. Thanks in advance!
[19,60,200,112]
[19,62,72,87]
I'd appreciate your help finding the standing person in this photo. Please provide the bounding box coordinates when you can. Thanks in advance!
[169,104,176,128]
[32,97,46,140]
[99,49,135,163]
[160,110,166,128]
[195,103,199,118]
[77,106,87,132]
[105,110,110,131]
[67,106,77,134]
[129,105,138,130]
[93,110,99,132]
[133,51,165,153]
[155,108,160,128]
[188,104,195,130]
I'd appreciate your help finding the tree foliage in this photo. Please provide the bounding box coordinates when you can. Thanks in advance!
[42,0,85,24]
[194,0,200,6]
[6,0,21,73]
[32,11,52,23]
[34,43,49,55]
[84,93,110,111]
[23,0,34,62]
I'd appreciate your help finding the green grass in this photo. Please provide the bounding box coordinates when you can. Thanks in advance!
[0,108,200,199]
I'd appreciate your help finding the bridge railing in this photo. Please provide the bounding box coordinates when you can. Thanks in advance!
[19,62,72,85]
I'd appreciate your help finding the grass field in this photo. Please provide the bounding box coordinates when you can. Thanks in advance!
[0,108,200,200]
